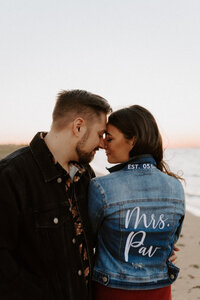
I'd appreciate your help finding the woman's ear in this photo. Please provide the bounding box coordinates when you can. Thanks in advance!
[132,136,136,147]
[72,118,86,137]
[128,136,136,147]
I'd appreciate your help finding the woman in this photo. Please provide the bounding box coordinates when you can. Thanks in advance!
[88,105,185,300]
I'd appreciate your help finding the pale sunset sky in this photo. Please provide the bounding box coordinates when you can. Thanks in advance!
[0,0,200,148]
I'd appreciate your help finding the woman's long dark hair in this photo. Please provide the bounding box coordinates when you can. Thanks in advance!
[108,105,183,180]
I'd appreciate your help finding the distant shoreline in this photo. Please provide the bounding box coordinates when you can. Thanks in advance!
[0,144,27,160]
[0,143,200,150]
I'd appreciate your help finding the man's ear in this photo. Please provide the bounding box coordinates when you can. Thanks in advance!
[72,118,87,137]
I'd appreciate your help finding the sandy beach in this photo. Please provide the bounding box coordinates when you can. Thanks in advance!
[172,212,200,300]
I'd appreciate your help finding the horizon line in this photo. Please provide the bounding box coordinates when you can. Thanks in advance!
[0,142,199,150]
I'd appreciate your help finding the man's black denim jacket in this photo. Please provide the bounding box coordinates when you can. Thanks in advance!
[0,132,95,300]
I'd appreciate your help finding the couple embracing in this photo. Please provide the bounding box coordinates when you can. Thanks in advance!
[0,90,185,300]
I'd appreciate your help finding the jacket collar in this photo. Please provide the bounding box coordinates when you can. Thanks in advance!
[30,132,65,182]
[107,154,156,173]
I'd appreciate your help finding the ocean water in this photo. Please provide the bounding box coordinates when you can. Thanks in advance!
[90,148,200,217]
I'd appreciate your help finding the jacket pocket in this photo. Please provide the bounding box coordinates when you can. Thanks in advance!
[34,204,70,229]
[33,204,72,264]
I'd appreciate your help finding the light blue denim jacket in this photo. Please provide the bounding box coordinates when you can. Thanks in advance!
[88,155,185,290]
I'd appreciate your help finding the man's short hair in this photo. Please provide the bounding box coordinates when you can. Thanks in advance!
[52,89,112,130]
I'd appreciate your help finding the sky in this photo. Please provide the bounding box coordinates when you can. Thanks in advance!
[0,0,200,148]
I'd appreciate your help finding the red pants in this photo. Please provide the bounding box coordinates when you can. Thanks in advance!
[94,282,171,300]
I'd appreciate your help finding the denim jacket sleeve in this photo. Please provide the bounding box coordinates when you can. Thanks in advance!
[0,164,45,299]
[88,178,105,237]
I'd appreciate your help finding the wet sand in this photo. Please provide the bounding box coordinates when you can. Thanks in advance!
[172,212,200,300]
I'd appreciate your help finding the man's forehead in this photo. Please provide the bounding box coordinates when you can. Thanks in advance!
[96,113,107,131]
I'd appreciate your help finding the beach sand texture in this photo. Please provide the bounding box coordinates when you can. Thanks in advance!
[172,212,200,300]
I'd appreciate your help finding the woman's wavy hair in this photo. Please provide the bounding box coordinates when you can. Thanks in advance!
[108,105,183,180]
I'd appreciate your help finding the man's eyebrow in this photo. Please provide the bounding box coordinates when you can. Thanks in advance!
[106,132,112,136]
[98,129,106,134]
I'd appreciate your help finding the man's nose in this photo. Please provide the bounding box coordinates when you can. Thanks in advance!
[99,138,107,149]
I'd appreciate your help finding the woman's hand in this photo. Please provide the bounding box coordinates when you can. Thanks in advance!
[169,245,180,263]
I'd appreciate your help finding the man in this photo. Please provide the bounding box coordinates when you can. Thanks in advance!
[0,90,112,300]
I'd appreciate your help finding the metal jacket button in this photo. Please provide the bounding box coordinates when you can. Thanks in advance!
[170,274,175,280]
[57,178,62,183]
[72,238,76,244]
[53,217,59,224]
[78,270,82,276]
[102,276,108,283]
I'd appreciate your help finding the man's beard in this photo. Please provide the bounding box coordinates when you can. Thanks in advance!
[76,146,95,164]
[76,132,98,164]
